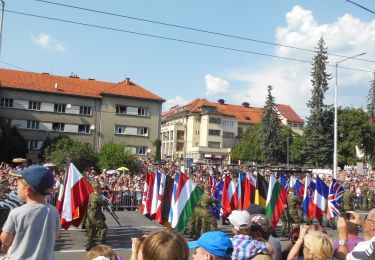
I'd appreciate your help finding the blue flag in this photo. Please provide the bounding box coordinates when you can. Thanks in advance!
[211,180,224,220]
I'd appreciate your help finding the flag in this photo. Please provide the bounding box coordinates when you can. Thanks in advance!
[265,175,288,229]
[309,177,328,221]
[242,173,252,210]
[171,173,204,232]
[160,175,174,224]
[155,172,166,223]
[255,174,268,208]
[290,176,297,188]
[144,172,156,218]
[209,175,218,196]
[211,180,224,220]
[150,171,161,219]
[221,175,238,217]
[168,172,180,223]
[279,173,289,191]
[140,173,150,215]
[57,163,93,230]
[294,179,305,200]
[238,172,244,209]
[248,172,257,204]
[302,177,315,218]
[327,179,344,220]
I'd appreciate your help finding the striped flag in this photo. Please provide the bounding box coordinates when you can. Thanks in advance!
[150,171,161,219]
[279,173,289,191]
[302,177,315,218]
[309,177,328,221]
[265,175,288,228]
[221,175,238,217]
[168,172,180,223]
[327,179,344,220]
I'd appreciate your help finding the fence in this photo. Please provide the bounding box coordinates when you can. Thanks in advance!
[46,190,142,211]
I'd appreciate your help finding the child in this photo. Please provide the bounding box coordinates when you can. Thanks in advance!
[1,165,60,259]
[86,245,119,260]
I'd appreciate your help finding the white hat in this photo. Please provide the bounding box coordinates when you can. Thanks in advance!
[228,210,251,230]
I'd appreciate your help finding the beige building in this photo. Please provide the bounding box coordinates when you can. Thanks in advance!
[0,68,164,163]
[161,98,304,163]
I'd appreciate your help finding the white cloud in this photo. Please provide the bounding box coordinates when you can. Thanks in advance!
[163,95,189,111]
[205,74,230,96]
[228,5,375,119]
[33,32,66,52]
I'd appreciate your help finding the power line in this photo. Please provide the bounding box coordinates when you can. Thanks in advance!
[5,9,373,74]
[34,0,375,63]
[346,0,375,15]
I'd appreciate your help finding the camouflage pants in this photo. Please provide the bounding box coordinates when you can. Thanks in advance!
[86,217,107,245]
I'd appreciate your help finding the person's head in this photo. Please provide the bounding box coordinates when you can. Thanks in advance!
[91,181,101,192]
[139,229,188,260]
[86,245,118,260]
[249,214,271,240]
[189,231,233,260]
[303,231,333,260]
[363,208,375,239]
[10,165,54,202]
[228,210,251,235]
[247,204,266,215]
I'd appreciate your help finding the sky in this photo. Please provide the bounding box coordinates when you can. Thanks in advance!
[4,0,375,119]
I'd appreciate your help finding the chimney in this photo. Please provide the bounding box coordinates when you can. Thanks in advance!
[217,99,225,105]
[125,77,130,85]
[242,102,250,108]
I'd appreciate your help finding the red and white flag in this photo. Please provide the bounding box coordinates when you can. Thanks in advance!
[57,163,93,230]
[221,175,238,217]
[155,173,167,224]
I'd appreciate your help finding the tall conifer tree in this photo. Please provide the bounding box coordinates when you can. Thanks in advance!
[305,37,333,167]
[260,85,282,164]
[367,72,375,122]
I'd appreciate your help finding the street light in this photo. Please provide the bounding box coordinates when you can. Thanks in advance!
[333,52,366,179]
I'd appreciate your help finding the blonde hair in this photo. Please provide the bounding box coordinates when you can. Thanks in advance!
[141,229,189,260]
[86,245,118,260]
[303,231,333,260]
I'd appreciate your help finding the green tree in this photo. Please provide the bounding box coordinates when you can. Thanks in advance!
[43,136,98,171]
[304,37,333,167]
[259,85,282,164]
[98,142,139,172]
[153,139,161,161]
[232,124,263,163]
[290,133,307,165]
[338,107,375,167]
[367,72,375,121]
[279,126,294,165]
[0,118,28,163]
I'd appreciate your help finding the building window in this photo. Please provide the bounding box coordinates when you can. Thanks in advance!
[0,98,13,108]
[78,125,90,134]
[26,140,40,150]
[138,107,149,116]
[79,106,92,115]
[208,129,221,136]
[238,127,243,137]
[223,120,235,127]
[28,101,41,110]
[115,125,126,134]
[137,127,148,136]
[195,130,199,135]
[208,141,221,148]
[116,105,127,114]
[54,103,66,113]
[195,118,201,122]
[27,120,39,129]
[52,123,65,132]
[209,117,221,124]
[136,146,147,155]
[223,132,235,138]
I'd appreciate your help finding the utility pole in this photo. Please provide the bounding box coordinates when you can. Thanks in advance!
[0,0,4,57]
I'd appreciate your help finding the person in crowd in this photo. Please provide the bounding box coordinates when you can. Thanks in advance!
[337,209,375,259]
[228,210,273,259]
[86,181,110,251]
[188,231,233,260]
[131,229,189,260]
[86,244,119,260]
[1,165,60,259]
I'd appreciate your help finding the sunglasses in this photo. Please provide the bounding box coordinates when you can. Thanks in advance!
[364,215,375,223]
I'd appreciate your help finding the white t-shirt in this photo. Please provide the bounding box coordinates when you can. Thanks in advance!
[2,203,60,260]
[346,236,375,260]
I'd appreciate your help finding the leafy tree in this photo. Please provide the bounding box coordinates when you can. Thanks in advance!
[232,124,263,163]
[338,107,375,167]
[304,37,333,167]
[153,139,161,161]
[367,72,375,122]
[0,118,28,163]
[259,85,282,164]
[43,135,98,171]
[290,133,307,165]
[98,142,139,172]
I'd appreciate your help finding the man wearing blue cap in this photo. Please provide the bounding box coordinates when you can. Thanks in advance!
[188,231,233,260]
[0,165,60,260]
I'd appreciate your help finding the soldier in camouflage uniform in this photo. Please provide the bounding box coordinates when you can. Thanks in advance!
[86,181,109,251]
[367,185,374,211]
[342,185,354,212]
[287,187,302,228]
[362,184,369,210]
[280,206,290,237]
[187,185,218,240]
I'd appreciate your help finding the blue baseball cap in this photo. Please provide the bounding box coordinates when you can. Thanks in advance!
[188,231,233,257]
[10,165,54,195]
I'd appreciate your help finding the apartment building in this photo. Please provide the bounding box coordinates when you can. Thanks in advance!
[161,98,304,163]
[0,68,164,163]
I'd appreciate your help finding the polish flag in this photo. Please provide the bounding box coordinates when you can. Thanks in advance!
[57,163,93,230]
[221,175,238,217]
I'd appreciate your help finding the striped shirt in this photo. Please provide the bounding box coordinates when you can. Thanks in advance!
[0,191,23,210]
[231,235,270,260]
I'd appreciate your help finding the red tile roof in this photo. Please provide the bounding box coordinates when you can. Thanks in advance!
[0,68,164,102]
[163,98,303,124]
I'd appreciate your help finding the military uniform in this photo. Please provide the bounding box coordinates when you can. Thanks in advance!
[86,182,109,251]
[342,188,354,212]
[362,185,369,210]
[367,188,374,211]
[287,191,302,225]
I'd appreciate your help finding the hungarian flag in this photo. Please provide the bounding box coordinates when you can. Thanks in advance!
[57,163,93,230]
[265,175,288,228]
[255,174,268,208]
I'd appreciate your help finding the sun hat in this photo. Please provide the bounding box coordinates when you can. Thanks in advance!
[228,210,251,230]
[188,231,233,257]
[10,165,54,195]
